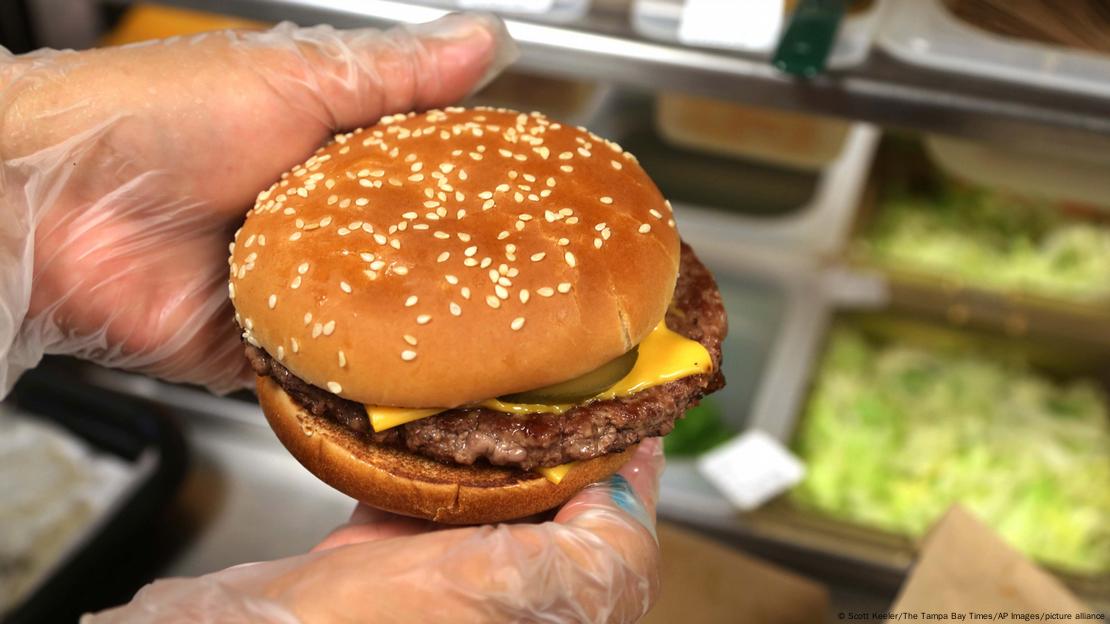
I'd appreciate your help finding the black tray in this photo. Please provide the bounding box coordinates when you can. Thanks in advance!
[3,360,187,624]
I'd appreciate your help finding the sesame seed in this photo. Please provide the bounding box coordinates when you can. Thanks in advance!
[564,251,577,267]
[340,281,352,294]
[403,334,417,346]
[649,209,663,219]
[531,252,546,262]
[461,286,472,299]
[519,290,530,303]
[327,381,342,393]
[338,351,347,368]
[639,223,652,234]
[304,312,313,325]
[401,350,417,361]
[486,295,501,309]
[445,274,459,285]
[537,287,555,297]
[600,196,613,204]
[393,265,408,275]
[594,238,603,249]
[511,317,526,331]
[323,320,336,336]
[557,282,572,294]
[560,165,573,173]
[611,160,623,170]
[297,262,310,274]
[291,338,300,353]
[267,294,277,309]
[450,302,462,316]
[276,346,285,361]
[464,246,478,257]
[416,314,432,325]
[405,295,419,307]
[495,285,509,299]
[437,251,450,263]
[291,276,302,289]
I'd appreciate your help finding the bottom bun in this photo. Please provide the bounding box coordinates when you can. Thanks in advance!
[257,376,637,524]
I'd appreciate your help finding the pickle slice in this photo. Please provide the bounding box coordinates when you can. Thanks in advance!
[500,348,639,404]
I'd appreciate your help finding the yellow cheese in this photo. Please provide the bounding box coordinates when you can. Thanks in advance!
[365,322,712,432]
[368,406,443,432]
[536,462,575,485]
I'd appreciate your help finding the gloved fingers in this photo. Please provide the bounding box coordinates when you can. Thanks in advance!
[556,436,665,535]
[3,14,517,396]
[86,451,666,624]
[249,13,514,131]
[312,504,441,551]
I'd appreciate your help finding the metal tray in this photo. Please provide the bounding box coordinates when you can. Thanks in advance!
[745,301,1110,603]
[844,137,1110,351]
[2,361,186,624]
[597,93,878,256]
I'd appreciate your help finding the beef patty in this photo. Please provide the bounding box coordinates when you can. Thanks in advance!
[246,243,727,470]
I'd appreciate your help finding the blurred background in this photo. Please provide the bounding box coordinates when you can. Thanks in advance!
[2,1,1108,621]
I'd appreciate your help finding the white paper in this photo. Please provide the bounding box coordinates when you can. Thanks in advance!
[457,0,556,13]
[678,0,785,52]
[698,429,805,511]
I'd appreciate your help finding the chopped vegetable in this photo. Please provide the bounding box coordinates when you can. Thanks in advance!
[792,328,1110,575]
[860,146,1110,302]
[665,398,733,456]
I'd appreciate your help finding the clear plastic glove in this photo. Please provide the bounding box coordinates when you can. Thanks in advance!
[84,438,664,624]
[0,13,515,395]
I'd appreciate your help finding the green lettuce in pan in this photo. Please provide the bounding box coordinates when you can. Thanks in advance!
[793,328,1110,575]
[860,142,1110,302]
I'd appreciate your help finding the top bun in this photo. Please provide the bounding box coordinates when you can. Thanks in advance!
[229,107,679,408]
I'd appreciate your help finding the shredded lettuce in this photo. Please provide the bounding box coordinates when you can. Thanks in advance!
[861,163,1110,302]
[792,328,1110,575]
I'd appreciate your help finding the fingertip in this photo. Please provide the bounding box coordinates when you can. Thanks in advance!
[404,13,515,109]
[616,438,665,515]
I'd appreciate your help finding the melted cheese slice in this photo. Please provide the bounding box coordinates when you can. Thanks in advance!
[536,462,575,485]
[366,322,712,433]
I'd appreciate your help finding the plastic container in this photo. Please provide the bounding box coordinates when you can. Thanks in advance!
[403,0,590,23]
[2,364,186,624]
[656,93,852,171]
[464,71,610,128]
[846,137,1110,349]
[614,96,879,254]
[632,0,887,69]
[747,305,1110,600]
[879,0,1110,98]
[924,134,1110,211]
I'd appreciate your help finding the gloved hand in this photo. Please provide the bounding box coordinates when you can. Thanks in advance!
[0,13,514,395]
[84,438,664,624]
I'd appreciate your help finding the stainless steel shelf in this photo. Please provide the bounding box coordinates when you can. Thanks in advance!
[121,0,1110,153]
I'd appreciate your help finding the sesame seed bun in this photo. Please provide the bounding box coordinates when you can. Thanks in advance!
[230,107,680,408]
[257,375,636,524]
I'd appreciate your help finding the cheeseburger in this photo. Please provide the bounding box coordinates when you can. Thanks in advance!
[229,107,727,524]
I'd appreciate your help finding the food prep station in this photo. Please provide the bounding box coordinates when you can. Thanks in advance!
[4,0,1109,620]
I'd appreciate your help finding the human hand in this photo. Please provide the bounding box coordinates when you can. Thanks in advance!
[0,13,515,395]
[85,438,664,624]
